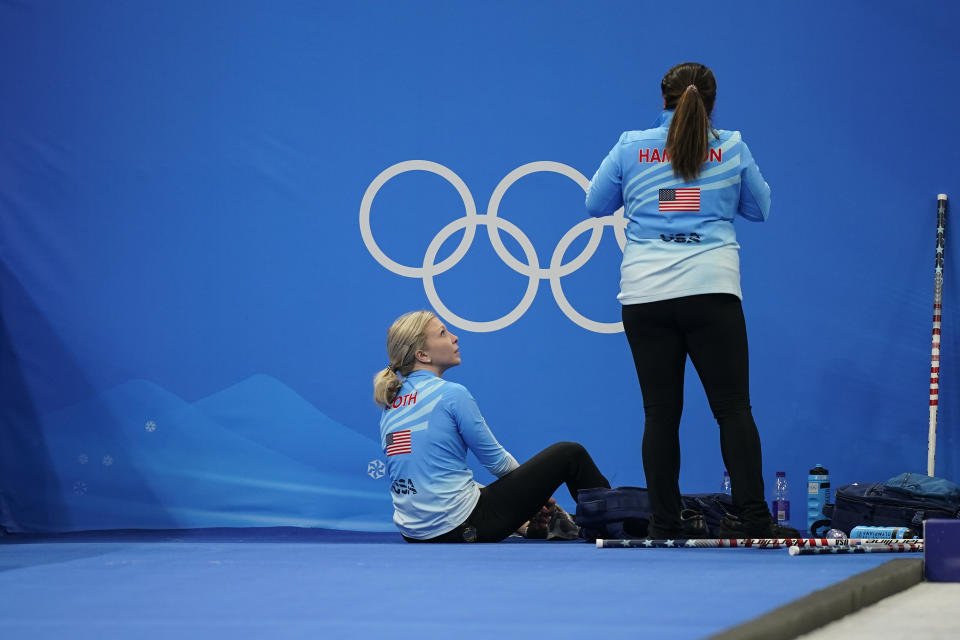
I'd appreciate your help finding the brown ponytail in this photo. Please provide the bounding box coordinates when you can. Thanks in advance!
[661,63,718,182]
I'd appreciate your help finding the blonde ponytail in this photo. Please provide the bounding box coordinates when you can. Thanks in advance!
[372,310,436,408]
[373,366,403,409]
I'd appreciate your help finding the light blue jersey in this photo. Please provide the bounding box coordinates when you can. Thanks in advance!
[585,110,770,304]
[379,370,519,539]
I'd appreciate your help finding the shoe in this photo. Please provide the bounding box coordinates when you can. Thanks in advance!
[680,509,707,538]
[717,514,802,539]
[648,510,708,539]
[716,515,745,538]
[545,504,581,541]
[647,514,681,539]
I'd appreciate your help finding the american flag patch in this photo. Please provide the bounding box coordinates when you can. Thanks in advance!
[386,430,412,456]
[659,188,700,212]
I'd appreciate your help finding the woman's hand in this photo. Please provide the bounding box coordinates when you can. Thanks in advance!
[519,498,557,538]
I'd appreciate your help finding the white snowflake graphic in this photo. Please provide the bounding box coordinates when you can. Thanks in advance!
[102,455,114,467]
[367,459,386,479]
[73,481,88,495]
[145,420,157,432]
[78,453,88,465]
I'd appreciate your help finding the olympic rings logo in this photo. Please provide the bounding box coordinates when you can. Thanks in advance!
[359,160,627,333]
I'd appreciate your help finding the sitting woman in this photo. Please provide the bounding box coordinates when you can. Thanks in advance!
[374,310,610,543]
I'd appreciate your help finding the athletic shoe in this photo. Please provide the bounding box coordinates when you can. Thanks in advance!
[716,514,802,539]
[648,510,708,539]
[680,509,708,538]
[545,504,580,541]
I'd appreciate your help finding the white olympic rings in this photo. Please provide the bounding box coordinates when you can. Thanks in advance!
[358,160,627,333]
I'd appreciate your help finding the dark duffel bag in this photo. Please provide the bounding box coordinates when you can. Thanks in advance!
[826,472,960,535]
[575,486,740,540]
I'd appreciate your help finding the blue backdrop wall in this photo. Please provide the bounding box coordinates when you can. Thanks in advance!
[1,0,958,532]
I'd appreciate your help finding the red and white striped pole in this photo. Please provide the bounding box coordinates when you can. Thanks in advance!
[928,194,948,477]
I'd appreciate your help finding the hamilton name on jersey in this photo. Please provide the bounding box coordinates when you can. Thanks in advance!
[639,147,723,163]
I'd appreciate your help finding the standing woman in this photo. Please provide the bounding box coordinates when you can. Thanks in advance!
[585,62,799,539]
[373,310,609,542]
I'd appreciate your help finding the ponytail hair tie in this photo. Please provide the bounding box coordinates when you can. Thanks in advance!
[686,84,698,91]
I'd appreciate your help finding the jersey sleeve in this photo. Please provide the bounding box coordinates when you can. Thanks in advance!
[585,134,625,217]
[737,140,771,222]
[448,387,519,478]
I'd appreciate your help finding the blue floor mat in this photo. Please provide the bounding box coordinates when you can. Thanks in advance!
[0,529,899,639]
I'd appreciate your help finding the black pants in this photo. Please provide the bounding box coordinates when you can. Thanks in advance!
[405,442,609,543]
[622,293,772,533]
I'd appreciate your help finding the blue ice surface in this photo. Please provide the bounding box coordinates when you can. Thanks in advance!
[0,528,897,639]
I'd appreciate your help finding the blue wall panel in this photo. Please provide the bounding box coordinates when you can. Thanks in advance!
[1,0,958,531]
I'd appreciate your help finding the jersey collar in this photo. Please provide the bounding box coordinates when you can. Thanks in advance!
[654,109,675,128]
[406,369,439,380]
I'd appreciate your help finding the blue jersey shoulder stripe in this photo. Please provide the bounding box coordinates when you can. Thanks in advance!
[381,377,444,423]
[383,394,443,433]
[624,132,742,200]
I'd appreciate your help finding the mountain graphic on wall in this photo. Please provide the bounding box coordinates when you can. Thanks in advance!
[36,375,393,533]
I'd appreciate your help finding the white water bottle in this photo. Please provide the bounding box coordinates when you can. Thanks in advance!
[721,470,731,495]
[773,471,790,526]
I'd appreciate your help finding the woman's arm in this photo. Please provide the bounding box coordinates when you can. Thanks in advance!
[585,135,625,218]
[737,140,771,222]
[451,389,519,478]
